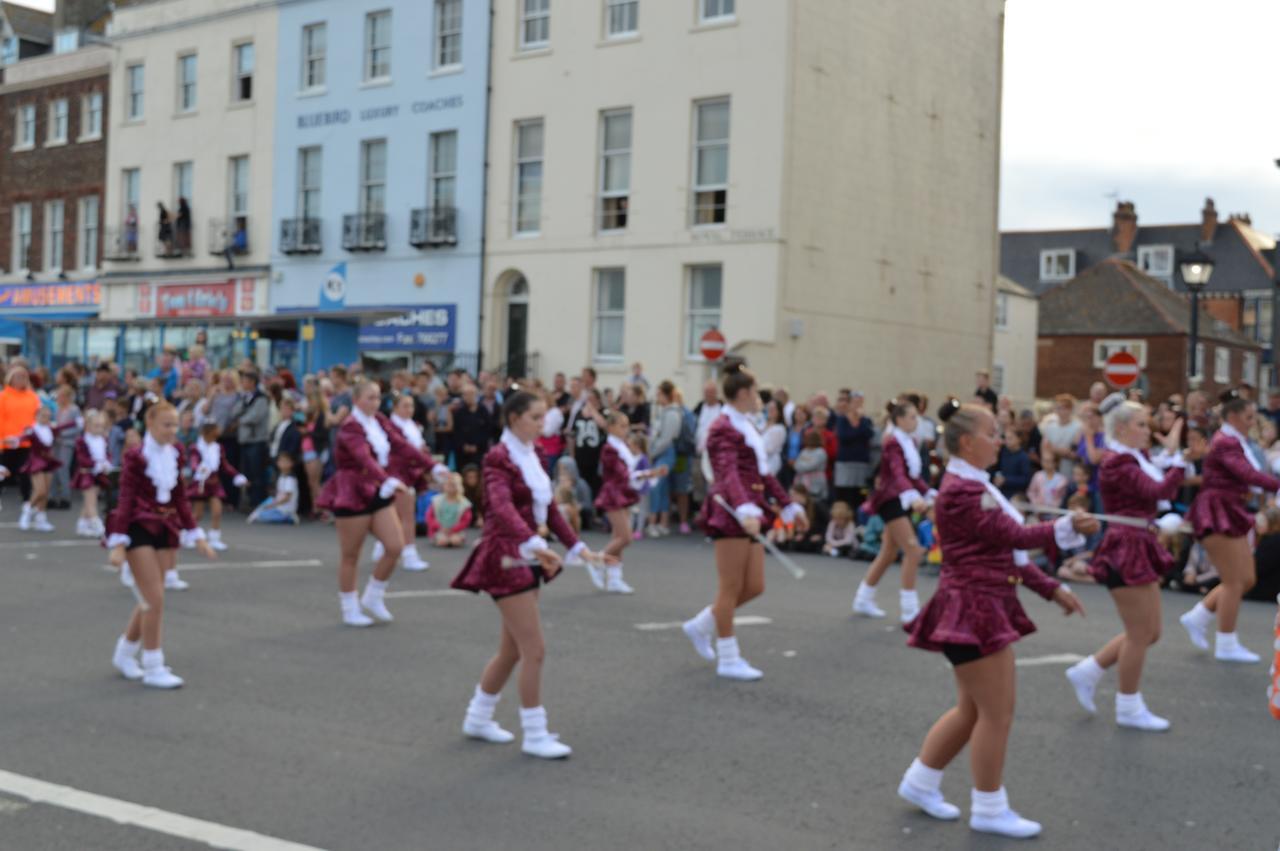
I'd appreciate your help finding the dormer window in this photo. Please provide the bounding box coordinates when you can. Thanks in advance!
[1040,248,1075,282]
[54,29,80,54]
[1136,244,1174,280]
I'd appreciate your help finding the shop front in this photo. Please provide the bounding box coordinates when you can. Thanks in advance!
[0,281,104,369]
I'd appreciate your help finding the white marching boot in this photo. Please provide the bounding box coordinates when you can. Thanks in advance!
[462,686,516,744]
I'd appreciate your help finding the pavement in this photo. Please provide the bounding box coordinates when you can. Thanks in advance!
[0,502,1276,851]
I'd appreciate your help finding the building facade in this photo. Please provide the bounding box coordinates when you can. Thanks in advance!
[483,0,1005,403]
[268,0,488,375]
[991,276,1037,408]
[99,0,278,374]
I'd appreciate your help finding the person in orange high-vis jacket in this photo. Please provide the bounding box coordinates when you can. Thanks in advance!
[0,365,42,515]
[1270,595,1280,720]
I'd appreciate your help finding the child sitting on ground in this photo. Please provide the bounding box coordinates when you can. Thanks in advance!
[426,472,473,548]
[247,453,300,524]
[825,500,857,557]
[1054,492,1097,583]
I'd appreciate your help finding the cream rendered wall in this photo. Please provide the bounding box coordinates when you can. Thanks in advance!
[993,288,1038,408]
[483,1,790,395]
[764,0,1005,407]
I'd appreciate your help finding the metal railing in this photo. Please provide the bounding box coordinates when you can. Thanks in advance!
[208,217,250,256]
[409,206,458,247]
[342,212,387,251]
[280,218,323,254]
[103,225,142,261]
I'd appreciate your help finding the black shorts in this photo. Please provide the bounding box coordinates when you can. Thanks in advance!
[491,565,545,600]
[1101,566,1127,590]
[878,499,908,523]
[125,523,177,551]
[942,643,985,667]
[333,495,393,518]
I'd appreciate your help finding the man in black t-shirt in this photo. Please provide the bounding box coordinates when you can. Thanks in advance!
[569,374,607,498]
[974,369,998,411]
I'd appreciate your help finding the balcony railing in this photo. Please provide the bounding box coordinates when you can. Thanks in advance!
[342,212,387,252]
[103,225,142,261]
[208,217,250,256]
[280,218,323,254]
[409,206,458,248]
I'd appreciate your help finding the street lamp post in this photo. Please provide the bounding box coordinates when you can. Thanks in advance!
[1180,246,1215,386]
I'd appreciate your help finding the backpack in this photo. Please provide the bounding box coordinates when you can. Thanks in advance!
[675,405,697,455]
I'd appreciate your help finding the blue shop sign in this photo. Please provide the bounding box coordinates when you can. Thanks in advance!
[359,305,455,352]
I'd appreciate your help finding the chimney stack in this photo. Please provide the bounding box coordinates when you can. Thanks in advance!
[1111,201,1138,254]
[1200,197,1217,243]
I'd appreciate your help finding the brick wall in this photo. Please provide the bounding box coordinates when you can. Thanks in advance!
[1036,334,1258,402]
[1203,295,1241,330]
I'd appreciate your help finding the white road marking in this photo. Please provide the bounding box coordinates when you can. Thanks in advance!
[1016,653,1084,667]
[0,768,325,851]
[634,615,773,631]
[0,539,101,548]
[143,560,323,572]
[385,589,469,599]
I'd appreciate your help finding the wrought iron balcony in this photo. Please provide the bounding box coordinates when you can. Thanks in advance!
[280,218,323,254]
[208,217,249,256]
[103,225,142,261]
[409,206,458,248]
[342,212,387,252]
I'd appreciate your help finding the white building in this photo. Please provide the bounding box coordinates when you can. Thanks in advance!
[99,0,277,372]
[482,0,1005,405]
[992,276,1038,408]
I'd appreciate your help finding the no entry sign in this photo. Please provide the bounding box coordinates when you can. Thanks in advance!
[1103,350,1141,389]
[700,328,726,361]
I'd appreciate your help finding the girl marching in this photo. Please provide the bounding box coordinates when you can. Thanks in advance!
[854,401,934,622]
[450,391,611,759]
[20,406,76,533]
[372,392,448,572]
[186,423,248,552]
[1179,392,1280,663]
[106,403,216,689]
[316,379,412,627]
[73,410,113,538]
[898,402,1094,839]
[591,411,666,594]
[681,365,806,682]
[1064,397,1185,731]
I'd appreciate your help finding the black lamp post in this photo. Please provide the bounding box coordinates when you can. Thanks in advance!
[1180,246,1215,384]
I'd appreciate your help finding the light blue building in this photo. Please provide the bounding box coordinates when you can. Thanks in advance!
[269,0,487,374]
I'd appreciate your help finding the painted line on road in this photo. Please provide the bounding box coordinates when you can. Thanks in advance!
[634,615,773,631]
[385,589,470,599]
[0,768,325,851]
[110,559,325,573]
[1015,653,1084,667]
[0,539,101,548]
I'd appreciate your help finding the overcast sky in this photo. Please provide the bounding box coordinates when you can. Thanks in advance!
[11,0,1279,234]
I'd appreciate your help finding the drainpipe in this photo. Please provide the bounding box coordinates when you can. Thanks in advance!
[475,0,495,374]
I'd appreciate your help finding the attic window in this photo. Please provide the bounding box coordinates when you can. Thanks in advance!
[1137,244,1173,279]
[1093,339,1147,368]
[1040,248,1075,282]
[54,29,79,54]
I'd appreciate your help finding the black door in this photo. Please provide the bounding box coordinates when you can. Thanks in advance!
[506,302,528,378]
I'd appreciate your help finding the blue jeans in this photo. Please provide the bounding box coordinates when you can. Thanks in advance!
[256,507,295,524]
[240,441,268,507]
[649,447,676,516]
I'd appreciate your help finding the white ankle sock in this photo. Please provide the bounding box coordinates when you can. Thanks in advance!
[691,606,715,634]
[904,758,944,793]
[1188,602,1213,627]
[1116,692,1142,714]
[857,580,876,600]
[715,636,741,662]
[519,705,549,736]
[141,649,164,669]
[971,787,1009,817]
[117,636,141,656]
[365,578,388,598]
[1077,655,1105,682]
[339,591,360,611]
[471,685,500,710]
[1215,631,1239,649]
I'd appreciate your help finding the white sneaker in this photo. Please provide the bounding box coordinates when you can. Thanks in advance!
[91,518,105,537]
[522,733,572,759]
[112,641,143,682]
[343,608,374,627]
[898,780,961,821]
[18,505,31,531]
[120,563,136,589]
[463,719,516,744]
[604,568,634,594]
[1215,643,1261,664]
[584,562,606,590]
[970,809,1041,839]
[1117,707,1171,732]
[717,657,764,681]
[682,614,716,662]
[142,665,184,689]
[163,572,190,591]
[401,548,429,572]
[208,533,228,552]
[361,589,394,623]
[853,596,886,618]
[1179,610,1210,651]
[33,512,54,532]
[1064,661,1100,714]
[899,604,920,624]
[76,518,92,537]
[371,540,386,562]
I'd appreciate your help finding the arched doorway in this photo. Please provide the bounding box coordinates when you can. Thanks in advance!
[505,275,529,378]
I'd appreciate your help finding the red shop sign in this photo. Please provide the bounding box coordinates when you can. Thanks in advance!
[155,281,236,318]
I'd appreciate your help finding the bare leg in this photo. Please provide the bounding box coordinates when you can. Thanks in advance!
[863,516,914,587]
[712,538,750,638]
[191,500,206,525]
[336,515,374,593]
[158,547,177,578]
[395,490,416,549]
[479,619,520,695]
[495,591,546,708]
[1200,534,1255,633]
[123,547,165,650]
[604,509,631,559]
[955,646,1016,792]
[210,497,222,530]
[737,542,765,607]
[82,487,99,519]
[918,682,979,770]
[1094,583,1161,693]
[368,506,404,582]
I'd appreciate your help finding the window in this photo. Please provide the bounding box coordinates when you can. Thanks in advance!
[995,292,1009,330]
[81,92,103,139]
[177,53,197,112]
[991,363,1005,394]
[686,265,723,357]
[122,168,141,222]
[14,104,35,149]
[1214,347,1230,384]
[44,200,65,272]
[1244,351,1259,387]
[48,99,68,144]
[78,196,99,270]
[594,268,626,360]
[301,24,326,89]
[1194,343,1205,380]
[54,29,79,53]
[606,0,638,37]
[173,161,193,205]
[233,43,254,101]
[429,131,457,210]
[360,140,387,213]
[1039,248,1075,282]
[1242,294,1273,346]
[598,109,631,231]
[126,63,144,119]
[364,11,392,81]
[1091,339,1147,368]
[699,0,735,23]
[520,0,550,49]
[11,203,32,272]
[434,0,462,68]
[692,98,729,225]
[229,156,249,219]
[298,147,322,219]
[1,36,17,66]
[1136,244,1173,280]
[513,119,543,235]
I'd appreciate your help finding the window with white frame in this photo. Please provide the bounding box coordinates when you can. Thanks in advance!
[233,42,254,101]
[301,24,326,90]
[1136,244,1173,279]
[54,29,79,53]
[991,363,1005,394]
[359,140,386,214]
[686,264,723,357]
[1244,351,1259,387]
[520,0,550,49]
[429,131,457,210]
[434,0,462,69]
[1091,339,1147,368]
[126,63,144,119]
[81,92,103,140]
[48,99,68,144]
[692,98,729,225]
[122,168,140,222]
[1040,248,1075,282]
[14,103,35,149]
[594,268,626,360]
[11,203,32,272]
[229,156,249,219]
[173,161,193,205]
[177,53,197,112]
[598,109,631,231]
[700,0,735,23]
[297,147,322,219]
[995,292,1009,330]
[514,119,543,235]
[364,11,392,81]
[44,200,64,272]
[606,0,638,37]
[1214,347,1230,384]
[78,196,99,270]
[1194,343,1205,380]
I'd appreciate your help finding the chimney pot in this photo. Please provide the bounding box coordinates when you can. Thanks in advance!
[1201,197,1218,243]
[1112,201,1138,254]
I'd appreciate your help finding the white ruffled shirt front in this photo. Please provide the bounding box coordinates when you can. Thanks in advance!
[501,429,585,563]
[350,407,391,467]
[391,414,426,450]
[84,433,110,474]
[108,434,206,549]
[607,434,645,489]
[889,426,936,511]
[721,407,804,527]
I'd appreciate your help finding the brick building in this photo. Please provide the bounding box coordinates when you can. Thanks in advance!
[1036,258,1260,403]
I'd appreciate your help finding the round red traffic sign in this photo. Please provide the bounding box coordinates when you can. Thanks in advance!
[700,328,726,361]
[1103,351,1140,389]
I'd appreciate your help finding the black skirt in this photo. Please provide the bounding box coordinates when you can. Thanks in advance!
[333,494,394,518]
[877,498,908,523]
[126,522,178,551]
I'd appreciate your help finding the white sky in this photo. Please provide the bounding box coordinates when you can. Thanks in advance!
[10,0,1279,234]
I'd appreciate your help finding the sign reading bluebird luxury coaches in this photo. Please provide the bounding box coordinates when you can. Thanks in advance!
[358,306,455,352]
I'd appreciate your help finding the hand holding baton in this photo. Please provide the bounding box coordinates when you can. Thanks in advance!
[712,494,806,580]
[1010,499,1190,535]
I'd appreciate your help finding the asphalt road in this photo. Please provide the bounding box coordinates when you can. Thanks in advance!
[0,502,1276,850]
